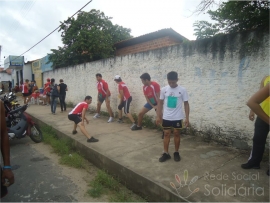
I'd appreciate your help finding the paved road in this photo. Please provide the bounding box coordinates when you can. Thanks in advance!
[1,138,78,202]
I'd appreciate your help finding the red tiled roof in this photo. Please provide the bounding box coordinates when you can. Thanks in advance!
[114,28,188,49]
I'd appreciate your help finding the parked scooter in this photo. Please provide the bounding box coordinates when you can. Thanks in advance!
[7,112,43,143]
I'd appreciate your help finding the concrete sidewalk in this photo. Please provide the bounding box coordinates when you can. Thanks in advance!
[25,103,269,202]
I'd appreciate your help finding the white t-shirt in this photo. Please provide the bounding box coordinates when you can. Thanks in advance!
[160,85,188,121]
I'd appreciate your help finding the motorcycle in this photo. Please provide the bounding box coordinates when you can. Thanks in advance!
[4,94,43,143]
[7,111,43,143]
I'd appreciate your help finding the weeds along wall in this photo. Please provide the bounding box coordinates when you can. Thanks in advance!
[44,28,269,148]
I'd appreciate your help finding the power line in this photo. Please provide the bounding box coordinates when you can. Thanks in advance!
[1,0,93,67]
[6,0,32,34]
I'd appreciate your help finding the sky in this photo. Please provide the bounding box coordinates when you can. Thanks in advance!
[0,0,222,66]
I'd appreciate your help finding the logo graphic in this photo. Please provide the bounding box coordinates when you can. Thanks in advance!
[176,122,180,127]
[169,92,175,96]
[170,170,200,199]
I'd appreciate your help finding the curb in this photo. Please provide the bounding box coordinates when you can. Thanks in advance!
[30,114,187,202]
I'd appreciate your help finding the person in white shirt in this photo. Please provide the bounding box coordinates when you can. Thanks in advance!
[156,71,190,162]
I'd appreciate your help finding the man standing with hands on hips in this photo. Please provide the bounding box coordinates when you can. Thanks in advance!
[156,71,190,162]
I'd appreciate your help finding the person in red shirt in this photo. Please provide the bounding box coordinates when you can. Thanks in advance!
[131,73,161,131]
[68,96,99,143]
[114,75,136,129]
[93,73,114,123]
[43,78,51,106]
[22,79,30,104]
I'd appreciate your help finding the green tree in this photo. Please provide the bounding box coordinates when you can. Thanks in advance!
[48,9,132,69]
[193,1,269,39]
[193,20,219,39]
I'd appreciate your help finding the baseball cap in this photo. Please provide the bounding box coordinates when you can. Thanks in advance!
[114,75,121,80]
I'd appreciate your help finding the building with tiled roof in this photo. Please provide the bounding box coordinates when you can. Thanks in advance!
[114,28,188,56]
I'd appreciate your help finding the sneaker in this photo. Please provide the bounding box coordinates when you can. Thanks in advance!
[72,130,77,135]
[87,137,99,142]
[161,131,164,139]
[131,125,142,131]
[93,113,100,119]
[159,153,171,162]
[117,119,124,123]
[107,117,114,123]
[174,152,181,162]
[130,123,137,129]
[241,162,260,169]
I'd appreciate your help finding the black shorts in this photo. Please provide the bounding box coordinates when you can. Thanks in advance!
[68,114,82,124]
[22,93,31,97]
[118,96,132,114]
[162,119,183,130]
[98,97,105,103]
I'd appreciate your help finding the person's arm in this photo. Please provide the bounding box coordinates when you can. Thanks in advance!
[184,101,190,127]
[57,85,60,92]
[249,76,268,121]
[145,96,154,107]
[156,99,164,125]
[247,84,270,125]
[119,90,124,104]
[81,108,86,126]
[65,85,68,91]
[0,101,15,186]
[154,92,160,109]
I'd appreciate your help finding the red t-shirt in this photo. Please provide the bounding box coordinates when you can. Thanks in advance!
[44,82,51,94]
[69,102,89,115]
[22,83,29,93]
[118,81,131,101]
[143,81,160,105]
[97,80,111,97]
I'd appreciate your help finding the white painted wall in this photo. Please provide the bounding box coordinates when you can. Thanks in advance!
[44,29,269,146]
[0,72,12,82]
[23,63,32,81]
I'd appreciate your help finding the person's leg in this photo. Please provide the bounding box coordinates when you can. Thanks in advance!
[63,95,66,111]
[77,122,98,142]
[23,96,26,104]
[159,126,172,162]
[242,117,269,169]
[159,120,172,162]
[27,94,32,104]
[118,109,122,119]
[173,127,181,162]
[174,129,181,152]
[50,97,54,113]
[97,101,102,114]
[53,97,58,113]
[59,95,64,111]
[105,98,113,117]
[73,123,77,131]
[124,97,136,127]
[131,105,151,130]
[163,129,171,153]
[77,122,91,139]
[94,100,102,118]
[117,102,124,123]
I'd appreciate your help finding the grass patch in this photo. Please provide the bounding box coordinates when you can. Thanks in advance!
[41,124,86,168]
[87,170,146,202]
[60,152,86,168]
[41,124,146,202]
